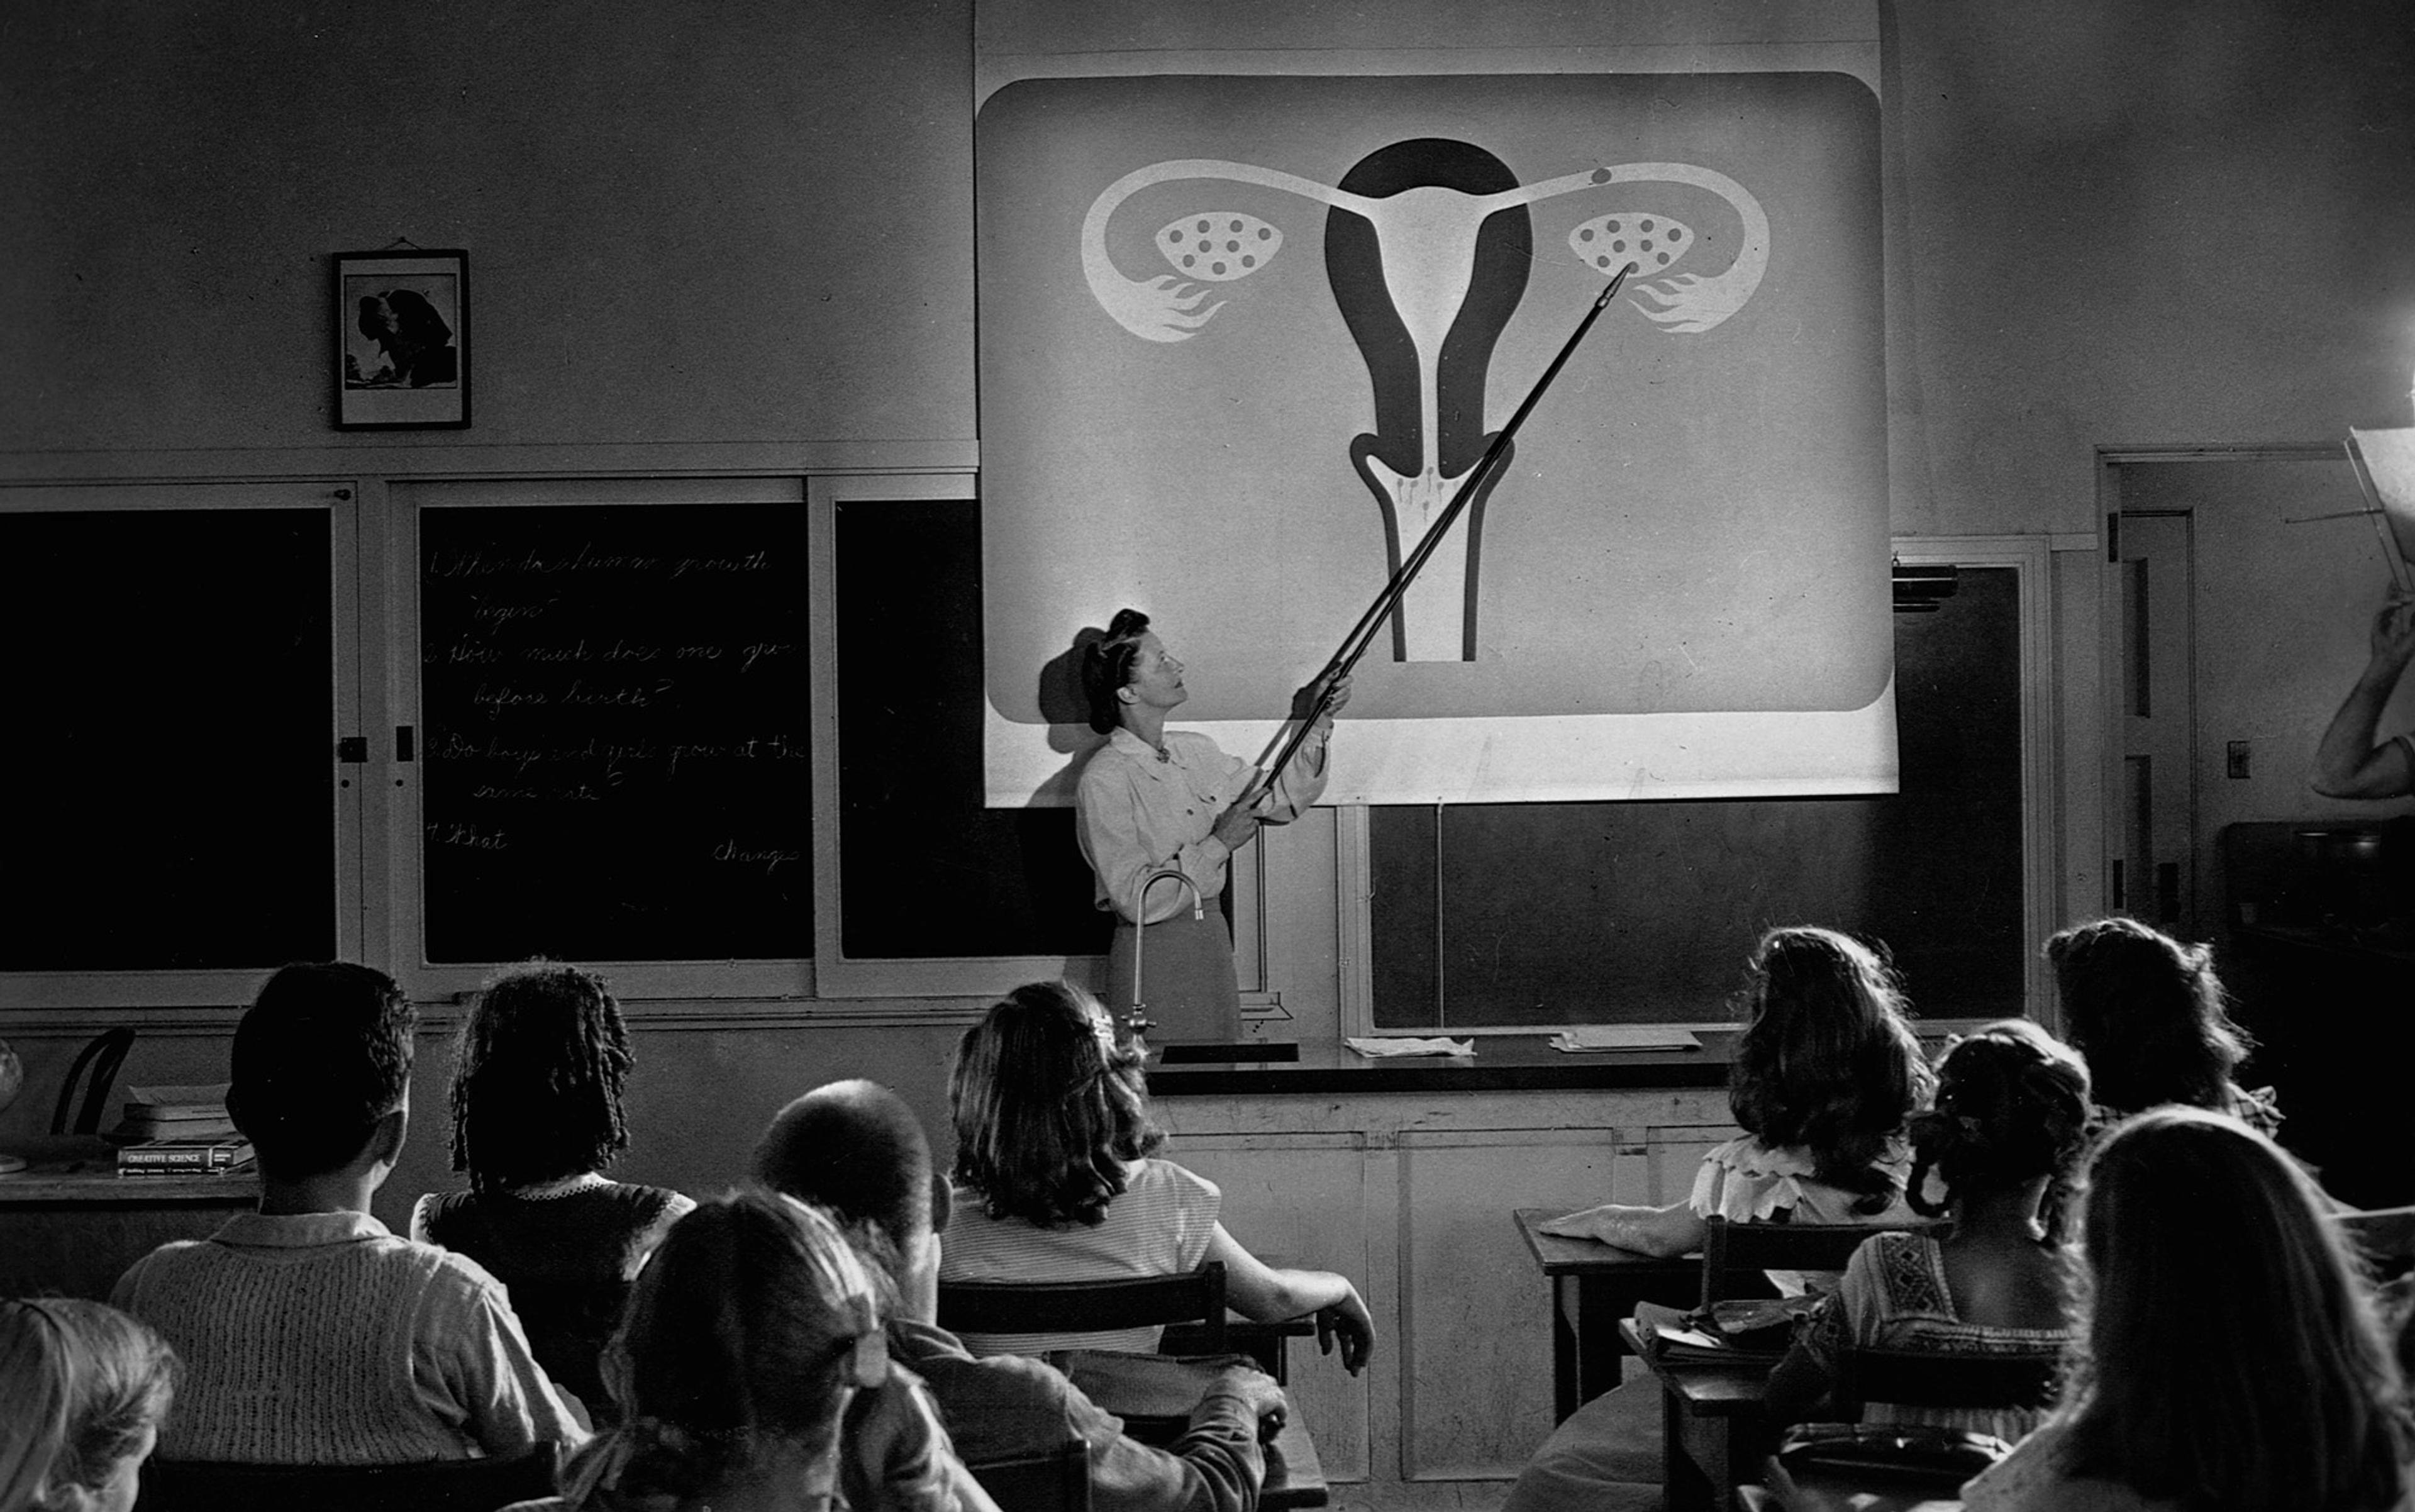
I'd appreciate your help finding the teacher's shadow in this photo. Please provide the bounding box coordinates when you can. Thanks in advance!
[1024,628,1111,808]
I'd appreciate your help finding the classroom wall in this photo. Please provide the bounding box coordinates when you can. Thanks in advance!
[6,0,2415,1220]
[0,0,975,458]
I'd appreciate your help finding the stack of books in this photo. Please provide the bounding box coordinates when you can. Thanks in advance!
[113,1084,253,1177]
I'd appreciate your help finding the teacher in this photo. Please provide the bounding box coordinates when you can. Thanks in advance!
[1077,608,1346,1044]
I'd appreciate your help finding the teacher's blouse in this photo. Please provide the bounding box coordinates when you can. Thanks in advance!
[1076,726,1326,925]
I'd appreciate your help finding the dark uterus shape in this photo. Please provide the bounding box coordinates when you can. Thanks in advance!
[1324,140,1531,662]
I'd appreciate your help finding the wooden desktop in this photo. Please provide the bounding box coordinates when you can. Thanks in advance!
[0,1135,255,1299]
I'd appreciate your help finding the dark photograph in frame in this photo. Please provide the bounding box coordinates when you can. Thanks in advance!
[335,249,469,428]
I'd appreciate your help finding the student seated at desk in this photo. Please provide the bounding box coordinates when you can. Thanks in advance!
[1766,1020,2090,1442]
[411,960,695,1426]
[110,962,586,1464]
[755,1077,1285,1512]
[1963,1108,2411,1512]
[1,1298,176,1512]
[1539,926,1934,1264]
[2046,917,2282,1136]
[1506,926,1934,1512]
[510,1190,997,1512]
[940,981,1374,1373]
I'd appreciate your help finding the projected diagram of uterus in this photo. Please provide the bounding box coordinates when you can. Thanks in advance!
[1081,142,1768,662]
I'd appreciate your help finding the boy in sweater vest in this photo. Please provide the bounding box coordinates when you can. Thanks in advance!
[112,962,587,1464]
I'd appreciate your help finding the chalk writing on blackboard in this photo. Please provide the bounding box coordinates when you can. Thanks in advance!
[418,503,810,964]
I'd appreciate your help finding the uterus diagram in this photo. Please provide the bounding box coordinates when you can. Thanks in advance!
[1081,141,1768,662]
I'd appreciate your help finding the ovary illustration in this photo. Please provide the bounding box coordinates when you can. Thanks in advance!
[1080,145,1768,661]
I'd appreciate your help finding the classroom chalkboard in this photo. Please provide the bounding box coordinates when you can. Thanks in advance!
[1370,565,2026,1027]
[1,508,335,970]
[833,498,1113,959]
[418,503,810,963]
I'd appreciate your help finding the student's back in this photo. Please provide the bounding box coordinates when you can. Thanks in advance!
[411,961,693,1421]
[942,981,1375,1369]
[109,961,584,1464]
[113,1215,570,1462]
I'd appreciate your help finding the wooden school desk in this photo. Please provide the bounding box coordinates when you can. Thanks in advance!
[1619,1315,1776,1512]
[0,1135,255,1299]
[1514,1206,1703,1420]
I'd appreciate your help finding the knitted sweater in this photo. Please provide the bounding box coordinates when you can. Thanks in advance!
[112,1209,587,1464]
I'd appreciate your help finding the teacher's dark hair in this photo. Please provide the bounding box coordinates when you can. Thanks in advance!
[950,979,1163,1227]
[1080,608,1152,735]
[1728,926,1932,1211]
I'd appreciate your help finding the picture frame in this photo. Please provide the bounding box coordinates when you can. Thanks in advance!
[335,250,469,429]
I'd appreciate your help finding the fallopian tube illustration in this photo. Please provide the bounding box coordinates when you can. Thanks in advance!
[1081,144,1768,661]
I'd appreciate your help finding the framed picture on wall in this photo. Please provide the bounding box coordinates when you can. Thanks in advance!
[335,250,469,429]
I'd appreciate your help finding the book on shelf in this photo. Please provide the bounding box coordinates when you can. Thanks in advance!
[113,1082,237,1143]
[116,1134,254,1176]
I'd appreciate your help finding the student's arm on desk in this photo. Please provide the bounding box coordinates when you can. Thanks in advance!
[1535,1200,1706,1259]
[1204,1223,1375,1374]
[1074,1362,1279,1512]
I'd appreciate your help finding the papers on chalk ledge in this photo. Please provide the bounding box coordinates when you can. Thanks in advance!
[1345,1036,1475,1058]
[1548,1026,1702,1053]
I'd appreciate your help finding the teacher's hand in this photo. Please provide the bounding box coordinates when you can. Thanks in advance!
[1292,671,1352,729]
[1211,781,1270,851]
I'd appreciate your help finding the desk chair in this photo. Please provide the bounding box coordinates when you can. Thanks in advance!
[138,1442,557,1512]
[963,1438,1091,1512]
[1699,1216,1938,1308]
[940,1262,1228,1353]
[52,1028,134,1136]
[1836,1346,2059,1421]
[2336,1203,2415,1269]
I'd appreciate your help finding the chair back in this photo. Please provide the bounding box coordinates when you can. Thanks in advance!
[138,1443,558,1512]
[963,1437,1091,1512]
[939,1262,1227,1351]
[2335,1203,2415,1269]
[52,1028,135,1136]
[1836,1345,2060,1418]
[1699,1215,1935,1307]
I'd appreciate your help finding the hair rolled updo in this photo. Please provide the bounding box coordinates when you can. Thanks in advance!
[1080,609,1153,735]
[1905,1018,2092,1221]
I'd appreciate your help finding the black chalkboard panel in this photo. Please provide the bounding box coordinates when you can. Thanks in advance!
[1373,565,2024,1026]
[1,508,333,970]
[418,504,809,963]
[834,498,1111,959]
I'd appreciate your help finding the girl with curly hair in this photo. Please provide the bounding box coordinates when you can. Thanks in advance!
[939,979,1374,1371]
[413,960,694,1425]
[1767,1019,2092,1440]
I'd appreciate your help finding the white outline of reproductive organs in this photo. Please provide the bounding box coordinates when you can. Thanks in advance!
[1080,157,1769,662]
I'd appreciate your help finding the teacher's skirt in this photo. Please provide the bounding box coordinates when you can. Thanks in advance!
[1106,906,1241,1045]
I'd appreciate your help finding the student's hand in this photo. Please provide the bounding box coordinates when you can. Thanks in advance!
[1536,1203,1645,1248]
[1209,1365,1289,1440]
[1316,1287,1376,1375]
[1211,781,1271,850]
